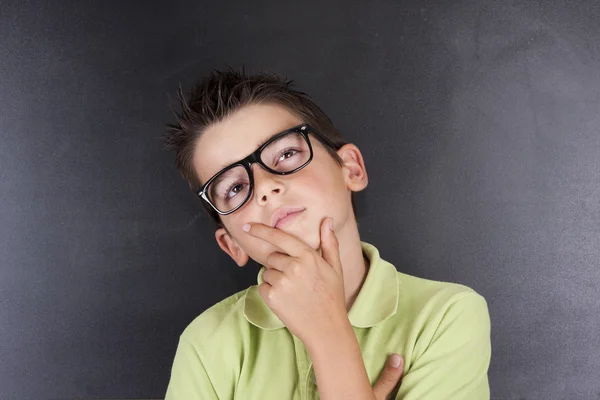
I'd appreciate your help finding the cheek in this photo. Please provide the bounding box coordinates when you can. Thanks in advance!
[228,215,279,259]
[302,164,347,205]
[244,237,284,268]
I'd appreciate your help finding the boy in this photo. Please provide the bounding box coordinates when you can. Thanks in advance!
[163,68,491,400]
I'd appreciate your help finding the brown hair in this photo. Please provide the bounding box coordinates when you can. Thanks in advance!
[163,67,356,231]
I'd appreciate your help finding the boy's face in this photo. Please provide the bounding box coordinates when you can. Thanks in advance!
[192,103,367,267]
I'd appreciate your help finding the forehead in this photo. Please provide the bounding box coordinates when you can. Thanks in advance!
[193,103,303,184]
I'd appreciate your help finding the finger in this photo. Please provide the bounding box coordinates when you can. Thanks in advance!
[243,222,308,258]
[261,266,285,286]
[319,217,343,276]
[372,354,404,400]
[257,281,272,304]
[264,251,291,273]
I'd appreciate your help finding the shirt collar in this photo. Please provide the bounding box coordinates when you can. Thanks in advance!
[243,241,399,330]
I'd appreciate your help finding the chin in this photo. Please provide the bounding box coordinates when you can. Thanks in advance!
[280,224,319,250]
[299,231,321,250]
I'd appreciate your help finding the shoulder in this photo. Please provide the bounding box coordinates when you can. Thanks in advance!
[388,270,490,361]
[397,272,489,327]
[396,270,487,310]
[386,273,491,398]
[166,289,252,400]
[179,288,250,349]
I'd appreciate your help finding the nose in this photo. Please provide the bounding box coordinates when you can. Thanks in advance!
[250,163,284,205]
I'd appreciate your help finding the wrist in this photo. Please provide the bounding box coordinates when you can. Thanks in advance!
[305,320,374,400]
[305,317,356,356]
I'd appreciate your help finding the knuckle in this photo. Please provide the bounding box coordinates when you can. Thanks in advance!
[379,368,400,386]
[262,268,272,282]
[257,283,268,300]
[380,371,394,385]
[306,250,318,264]
[331,232,339,243]
[268,290,277,302]
[289,259,302,274]
[263,285,277,302]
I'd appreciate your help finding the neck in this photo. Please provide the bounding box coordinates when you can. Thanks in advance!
[331,214,370,312]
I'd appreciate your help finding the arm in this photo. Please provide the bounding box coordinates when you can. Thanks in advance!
[164,337,220,400]
[306,317,376,400]
[396,293,491,400]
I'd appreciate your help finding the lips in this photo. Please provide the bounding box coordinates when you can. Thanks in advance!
[271,206,305,228]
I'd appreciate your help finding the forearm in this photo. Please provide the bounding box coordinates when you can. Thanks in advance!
[306,319,375,400]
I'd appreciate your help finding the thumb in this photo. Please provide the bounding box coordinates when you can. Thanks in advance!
[372,354,404,400]
[320,217,342,275]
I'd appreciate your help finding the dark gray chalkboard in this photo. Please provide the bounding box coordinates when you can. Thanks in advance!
[1,0,599,399]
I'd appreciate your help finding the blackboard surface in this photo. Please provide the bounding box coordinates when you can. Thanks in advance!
[1,0,599,399]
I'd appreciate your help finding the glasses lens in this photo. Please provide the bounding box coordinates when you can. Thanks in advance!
[207,165,250,213]
[260,131,311,172]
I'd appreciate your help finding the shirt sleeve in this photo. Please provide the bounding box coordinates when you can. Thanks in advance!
[395,293,492,400]
[165,337,220,400]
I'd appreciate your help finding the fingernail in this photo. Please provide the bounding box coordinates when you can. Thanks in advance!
[390,354,401,368]
[242,224,251,232]
[328,217,333,231]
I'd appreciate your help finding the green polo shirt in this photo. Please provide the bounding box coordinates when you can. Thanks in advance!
[165,241,491,399]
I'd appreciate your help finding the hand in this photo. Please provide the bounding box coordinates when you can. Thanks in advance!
[373,354,405,400]
[242,217,347,346]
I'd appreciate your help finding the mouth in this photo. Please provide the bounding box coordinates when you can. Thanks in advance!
[273,208,305,229]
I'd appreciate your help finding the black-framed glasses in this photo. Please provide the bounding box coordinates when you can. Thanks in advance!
[198,123,315,215]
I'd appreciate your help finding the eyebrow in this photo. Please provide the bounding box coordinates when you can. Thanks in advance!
[255,132,276,150]
[213,129,285,173]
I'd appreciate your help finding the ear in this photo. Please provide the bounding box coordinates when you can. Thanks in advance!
[215,227,250,267]
[337,143,368,192]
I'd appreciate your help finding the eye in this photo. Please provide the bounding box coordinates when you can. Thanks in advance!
[275,148,300,164]
[224,182,247,200]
